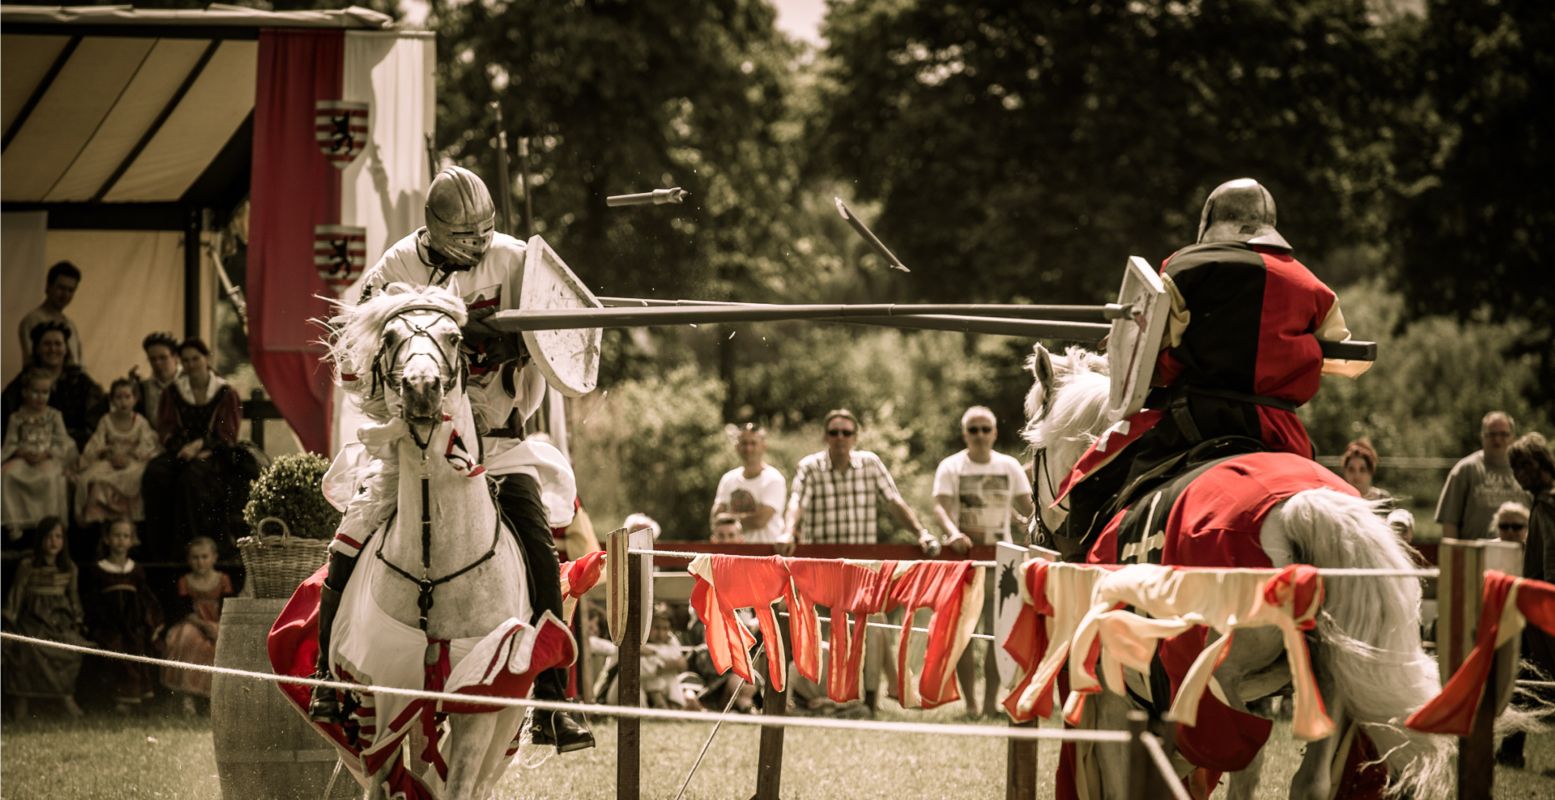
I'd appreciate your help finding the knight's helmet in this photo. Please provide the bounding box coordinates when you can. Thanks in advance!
[424,166,496,267]
[1196,178,1291,250]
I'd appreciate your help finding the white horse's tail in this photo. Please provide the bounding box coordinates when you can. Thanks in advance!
[1273,489,1451,799]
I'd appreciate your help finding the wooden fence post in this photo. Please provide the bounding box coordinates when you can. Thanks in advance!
[1437,538,1522,800]
[1005,718,1039,800]
[1125,710,1149,800]
[616,546,644,800]
[754,678,787,800]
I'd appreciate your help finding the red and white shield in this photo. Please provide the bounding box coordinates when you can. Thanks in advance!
[314,225,367,293]
[315,100,369,168]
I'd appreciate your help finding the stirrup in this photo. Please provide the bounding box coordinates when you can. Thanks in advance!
[308,679,344,723]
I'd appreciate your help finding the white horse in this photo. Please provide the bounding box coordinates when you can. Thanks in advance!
[1022,344,1450,800]
[326,284,538,799]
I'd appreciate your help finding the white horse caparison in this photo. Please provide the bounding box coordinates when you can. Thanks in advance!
[331,285,530,799]
[1022,344,1450,800]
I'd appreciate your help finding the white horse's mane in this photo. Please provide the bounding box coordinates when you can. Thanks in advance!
[1021,345,1111,452]
[325,283,468,418]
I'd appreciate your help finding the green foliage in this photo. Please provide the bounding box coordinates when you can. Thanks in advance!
[430,0,803,302]
[1302,280,1551,504]
[812,0,1411,306]
[241,452,340,540]
[569,366,728,539]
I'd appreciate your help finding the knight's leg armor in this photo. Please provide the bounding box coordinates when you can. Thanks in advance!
[309,552,355,722]
[498,473,595,752]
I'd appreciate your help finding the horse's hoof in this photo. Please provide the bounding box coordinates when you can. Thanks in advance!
[529,710,596,753]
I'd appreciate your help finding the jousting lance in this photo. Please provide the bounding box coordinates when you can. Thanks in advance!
[606,187,690,207]
[835,197,910,272]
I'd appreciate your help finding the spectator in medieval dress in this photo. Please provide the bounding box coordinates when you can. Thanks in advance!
[140,338,261,559]
[74,378,160,525]
[132,332,181,423]
[160,536,235,715]
[83,518,162,714]
[2,369,77,535]
[710,423,789,552]
[1436,411,1533,540]
[931,405,1034,718]
[1495,433,1555,769]
[1,517,87,720]
[16,260,83,367]
[1340,437,1392,505]
[1,322,105,451]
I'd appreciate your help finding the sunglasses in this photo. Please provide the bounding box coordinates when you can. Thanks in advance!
[826,428,856,438]
[1499,522,1527,531]
[965,426,993,435]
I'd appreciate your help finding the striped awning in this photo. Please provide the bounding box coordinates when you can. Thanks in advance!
[1,4,395,227]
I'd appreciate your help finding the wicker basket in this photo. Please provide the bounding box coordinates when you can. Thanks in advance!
[237,517,330,599]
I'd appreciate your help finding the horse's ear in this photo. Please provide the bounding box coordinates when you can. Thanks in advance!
[1031,345,1054,389]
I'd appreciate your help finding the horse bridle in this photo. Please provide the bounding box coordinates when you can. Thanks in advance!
[370,305,466,404]
[369,304,499,634]
[1028,445,1068,546]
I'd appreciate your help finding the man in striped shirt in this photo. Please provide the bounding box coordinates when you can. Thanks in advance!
[783,409,936,550]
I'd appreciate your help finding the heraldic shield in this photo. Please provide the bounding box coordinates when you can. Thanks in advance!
[1106,256,1171,423]
[315,100,368,168]
[515,236,604,397]
[314,224,367,294]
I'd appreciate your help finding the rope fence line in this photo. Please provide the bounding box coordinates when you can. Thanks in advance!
[628,545,1441,580]
[775,609,998,643]
[0,631,1129,745]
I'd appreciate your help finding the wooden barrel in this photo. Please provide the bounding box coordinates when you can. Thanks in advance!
[211,597,356,800]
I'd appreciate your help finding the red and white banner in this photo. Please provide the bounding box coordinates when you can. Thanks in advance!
[249,30,432,454]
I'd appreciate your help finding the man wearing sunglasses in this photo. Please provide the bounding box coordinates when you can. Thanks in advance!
[783,409,936,553]
[930,406,1033,717]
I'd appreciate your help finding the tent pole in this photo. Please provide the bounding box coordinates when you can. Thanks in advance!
[184,206,202,339]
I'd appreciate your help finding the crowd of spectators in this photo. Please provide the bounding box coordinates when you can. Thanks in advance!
[2,262,251,720]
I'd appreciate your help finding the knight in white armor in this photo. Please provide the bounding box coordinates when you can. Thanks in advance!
[310,166,595,752]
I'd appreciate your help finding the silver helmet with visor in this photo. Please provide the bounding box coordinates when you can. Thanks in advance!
[424,166,496,267]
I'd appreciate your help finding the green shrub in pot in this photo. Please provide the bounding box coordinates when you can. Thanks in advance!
[241,452,341,539]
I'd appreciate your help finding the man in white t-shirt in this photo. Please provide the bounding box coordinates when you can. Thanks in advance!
[710,423,790,550]
[932,405,1034,717]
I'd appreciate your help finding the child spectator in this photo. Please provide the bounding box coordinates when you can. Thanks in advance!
[1,517,87,719]
[84,518,162,714]
[75,378,160,524]
[2,369,76,534]
[160,536,234,715]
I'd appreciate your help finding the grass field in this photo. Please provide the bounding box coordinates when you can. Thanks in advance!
[3,704,1554,799]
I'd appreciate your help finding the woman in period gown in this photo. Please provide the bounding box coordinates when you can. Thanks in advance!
[140,338,261,559]
[2,518,88,719]
[75,378,160,524]
[2,370,78,530]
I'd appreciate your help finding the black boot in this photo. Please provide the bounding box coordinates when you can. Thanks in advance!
[529,706,596,753]
[525,668,595,752]
[308,585,345,723]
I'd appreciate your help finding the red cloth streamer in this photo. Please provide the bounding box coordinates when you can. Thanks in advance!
[887,560,980,709]
[786,558,897,703]
[689,555,796,692]
[1406,572,1555,736]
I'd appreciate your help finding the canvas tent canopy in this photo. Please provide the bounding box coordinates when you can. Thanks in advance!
[1,5,434,454]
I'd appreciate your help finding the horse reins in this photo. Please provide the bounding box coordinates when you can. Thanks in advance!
[374,451,504,634]
[370,304,498,634]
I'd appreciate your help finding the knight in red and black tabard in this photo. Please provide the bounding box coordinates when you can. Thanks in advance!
[1049,178,1355,561]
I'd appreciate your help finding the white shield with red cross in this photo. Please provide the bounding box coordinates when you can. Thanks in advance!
[315,100,369,168]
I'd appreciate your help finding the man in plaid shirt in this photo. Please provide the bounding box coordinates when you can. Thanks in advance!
[782,409,937,552]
